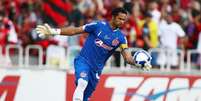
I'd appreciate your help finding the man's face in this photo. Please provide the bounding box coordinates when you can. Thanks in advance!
[165,14,173,24]
[113,13,127,28]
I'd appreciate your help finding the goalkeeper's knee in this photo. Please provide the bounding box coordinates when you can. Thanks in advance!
[73,78,88,101]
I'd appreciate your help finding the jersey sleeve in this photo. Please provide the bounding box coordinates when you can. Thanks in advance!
[175,24,185,37]
[82,22,98,33]
[119,36,128,50]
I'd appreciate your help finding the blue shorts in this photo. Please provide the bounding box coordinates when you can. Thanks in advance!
[74,56,101,101]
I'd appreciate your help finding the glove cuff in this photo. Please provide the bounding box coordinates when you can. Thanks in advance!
[51,28,61,35]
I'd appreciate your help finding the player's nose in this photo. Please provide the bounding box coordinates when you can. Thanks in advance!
[119,20,124,25]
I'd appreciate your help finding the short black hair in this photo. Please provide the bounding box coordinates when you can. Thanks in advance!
[111,7,128,16]
[123,3,133,14]
[144,12,152,18]
[0,10,5,17]
[192,9,200,17]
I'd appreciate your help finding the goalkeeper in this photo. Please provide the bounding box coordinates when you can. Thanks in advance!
[35,7,151,101]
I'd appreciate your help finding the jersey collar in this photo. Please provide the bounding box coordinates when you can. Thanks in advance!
[106,21,119,32]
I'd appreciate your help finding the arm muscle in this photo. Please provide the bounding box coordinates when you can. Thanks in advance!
[121,48,135,65]
[60,26,85,36]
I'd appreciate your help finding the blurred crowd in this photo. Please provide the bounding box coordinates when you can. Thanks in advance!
[0,0,201,68]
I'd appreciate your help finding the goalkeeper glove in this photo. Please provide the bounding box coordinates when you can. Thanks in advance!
[134,60,152,71]
[142,61,152,71]
[35,24,61,38]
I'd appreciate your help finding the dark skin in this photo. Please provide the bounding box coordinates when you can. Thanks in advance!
[109,13,127,29]
[164,14,185,49]
[59,12,135,65]
[143,17,153,48]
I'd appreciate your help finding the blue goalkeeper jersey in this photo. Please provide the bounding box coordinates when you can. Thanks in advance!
[77,20,127,71]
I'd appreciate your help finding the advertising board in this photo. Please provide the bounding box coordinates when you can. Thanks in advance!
[0,69,66,101]
[67,74,201,101]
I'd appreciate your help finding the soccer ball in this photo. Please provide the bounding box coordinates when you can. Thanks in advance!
[133,50,152,67]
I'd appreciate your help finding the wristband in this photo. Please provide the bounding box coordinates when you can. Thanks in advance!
[52,28,61,35]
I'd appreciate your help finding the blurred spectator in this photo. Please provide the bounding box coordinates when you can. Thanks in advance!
[171,4,182,23]
[160,0,172,13]
[198,32,201,52]
[141,13,158,49]
[186,9,201,49]
[186,9,201,68]
[124,2,144,48]
[103,0,124,20]
[0,11,18,52]
[140,12,159,66]
[94,0,107,15]
[189,0,200,11]
[147,0,161,25]
[197,32,201,66]
[157,12,186,69]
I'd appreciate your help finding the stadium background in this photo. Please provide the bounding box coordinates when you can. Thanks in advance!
[0,0,201,101]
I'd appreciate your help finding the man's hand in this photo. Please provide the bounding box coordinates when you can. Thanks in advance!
[133,59,152,71]
[35,24,60,38]
[134,61,152,71]
[142,62,152,71]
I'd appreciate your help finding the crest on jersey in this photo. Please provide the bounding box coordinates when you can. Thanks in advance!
[112,38,119,46]
[80,71,87,78]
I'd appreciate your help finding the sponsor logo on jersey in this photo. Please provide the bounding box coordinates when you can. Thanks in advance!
[112,38,119,46]
[95,39,113,50]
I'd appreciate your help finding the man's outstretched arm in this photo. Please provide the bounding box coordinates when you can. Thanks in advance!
[121,48,136,65]
[35,24,85,37]
[60,26,84,36]
[120,45,152,71]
